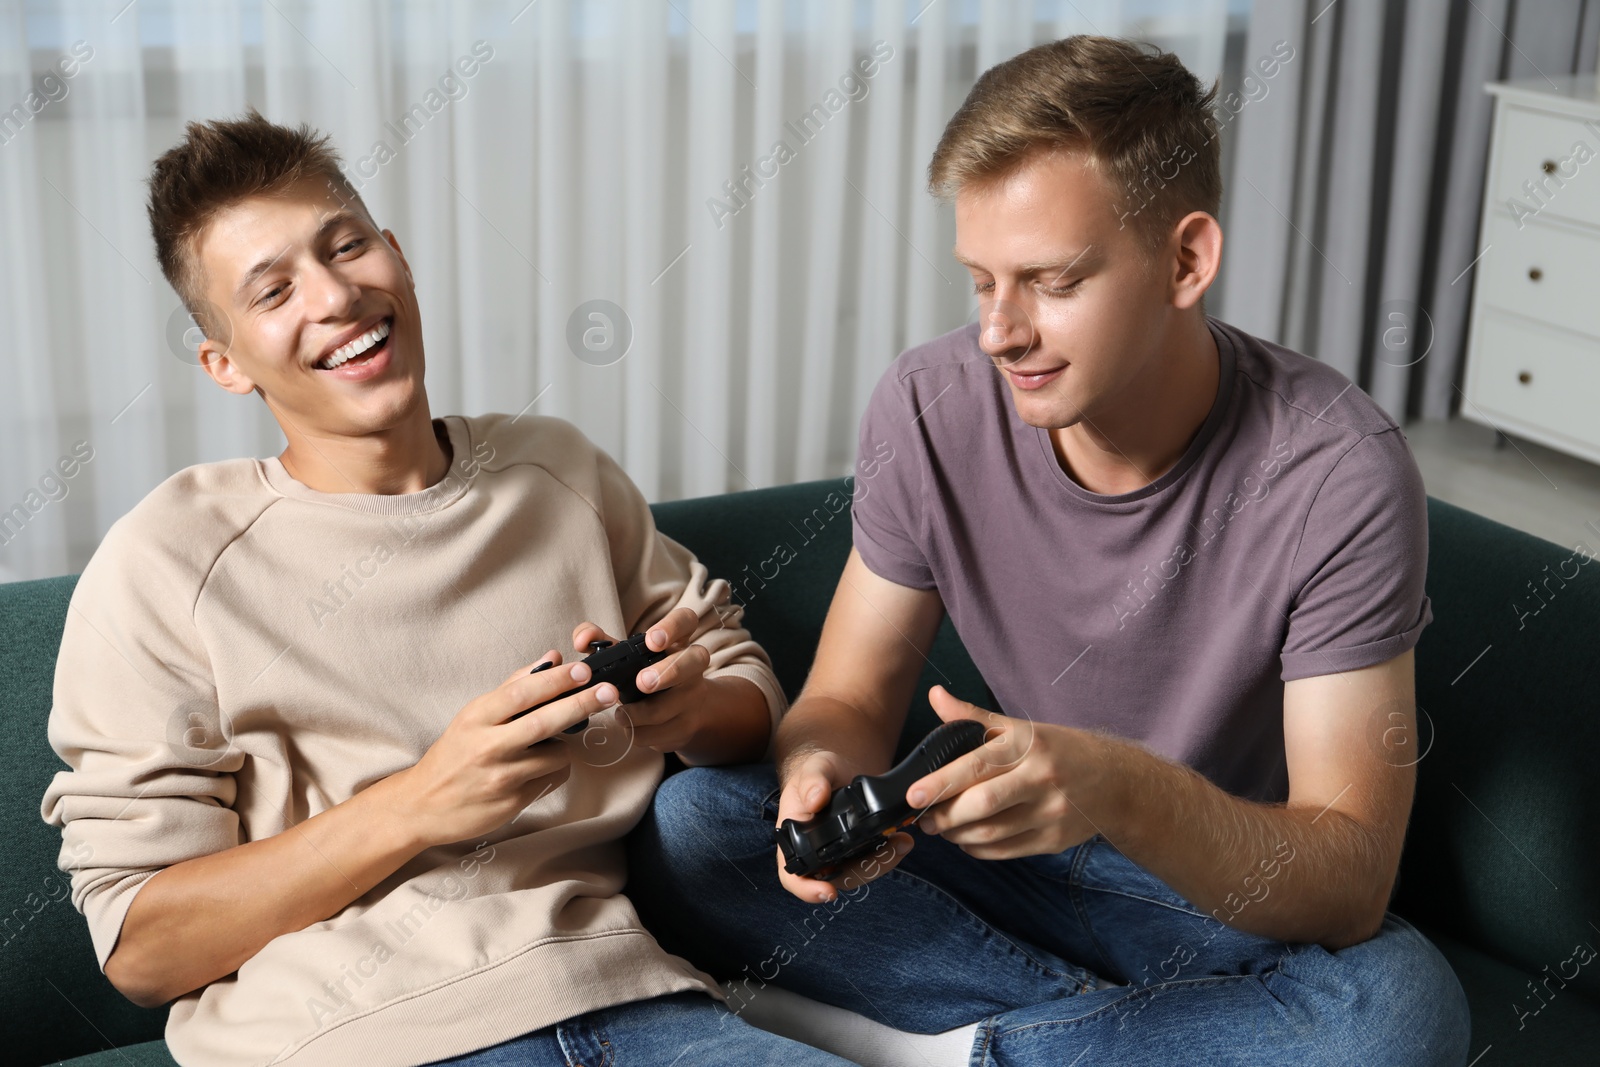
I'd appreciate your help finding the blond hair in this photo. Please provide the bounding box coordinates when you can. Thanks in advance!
[929,36,1222,248]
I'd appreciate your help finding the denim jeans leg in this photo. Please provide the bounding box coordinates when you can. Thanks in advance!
[965,837,1472,1067]
[629,764,1469,1064]
[569,992,859,1066]
[627,764,1101,1033]
[423,992,859,1066]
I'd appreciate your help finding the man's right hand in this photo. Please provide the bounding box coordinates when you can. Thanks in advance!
[775,747,914,903]
[391,650,623,850]
[770,549,948,904]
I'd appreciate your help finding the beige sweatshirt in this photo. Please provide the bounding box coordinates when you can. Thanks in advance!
[40,413,785,1067]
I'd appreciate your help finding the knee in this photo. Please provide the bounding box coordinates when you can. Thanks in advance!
[1395,924,1471,1066]
[1321,918,1471,1067]
[636,764,779,866]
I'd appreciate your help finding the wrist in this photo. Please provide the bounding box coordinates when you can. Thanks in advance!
[1087,734,1160,855]
[776,739,831,789]
[365,768,435,855]
[676,675,766,765]
[773,695,875,782]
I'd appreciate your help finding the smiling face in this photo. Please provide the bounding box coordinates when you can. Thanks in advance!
[191,176,427,438]
[954,148,1190,433]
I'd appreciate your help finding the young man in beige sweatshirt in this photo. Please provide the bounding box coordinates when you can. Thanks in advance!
[39,110,855,1067]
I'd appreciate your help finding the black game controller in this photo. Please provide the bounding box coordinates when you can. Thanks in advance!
[514,633,672,736]
[774,719,989,880]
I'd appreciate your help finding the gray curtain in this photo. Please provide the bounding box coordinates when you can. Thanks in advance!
[1217,0,1600,421]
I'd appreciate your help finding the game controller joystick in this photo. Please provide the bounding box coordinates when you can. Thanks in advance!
[774,718,989,880]
[514,632,672,736]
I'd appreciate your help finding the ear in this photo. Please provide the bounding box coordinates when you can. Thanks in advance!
[198,334,258,397]
[383,228,414,288]
[1169,211,1222,311]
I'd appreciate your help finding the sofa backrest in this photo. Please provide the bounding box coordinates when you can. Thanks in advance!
[2,484,1596,1065]
[1,573,169,1064]
[649,477,995,757]
[1398,498,1599,997]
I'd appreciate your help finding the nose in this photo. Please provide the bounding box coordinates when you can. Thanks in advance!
[976,296,1036,365]
[303,256,361,320]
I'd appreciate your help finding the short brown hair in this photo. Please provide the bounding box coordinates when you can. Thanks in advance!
[146,107,371,325]
[929,36,1221,249]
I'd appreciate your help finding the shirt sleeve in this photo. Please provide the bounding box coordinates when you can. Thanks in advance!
[850,367,935,590]
[592,447,788,762]
[1280,428,1434,681]
[38,523,243,971]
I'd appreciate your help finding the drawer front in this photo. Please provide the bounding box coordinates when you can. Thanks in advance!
[1471,313,1600,450]
[1480,212,1600,340]
[1490,104,1600,231]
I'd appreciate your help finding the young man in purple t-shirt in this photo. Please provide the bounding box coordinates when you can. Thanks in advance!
[631,36,1469,1065]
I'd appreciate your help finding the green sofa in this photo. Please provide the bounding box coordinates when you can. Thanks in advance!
[3,480,1597,1065]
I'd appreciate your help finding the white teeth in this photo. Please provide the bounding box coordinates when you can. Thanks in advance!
[318,319,390,369]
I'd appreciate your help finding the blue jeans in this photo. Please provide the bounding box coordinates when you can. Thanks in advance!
[625,763,1472,1066]
[422,989,858,1065]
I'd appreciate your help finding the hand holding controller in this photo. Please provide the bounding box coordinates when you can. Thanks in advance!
[515,633,671,735]
[775,719,989,880]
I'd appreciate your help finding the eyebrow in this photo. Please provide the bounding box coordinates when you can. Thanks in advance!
[952,245,1098,280]
[232,210,363,301]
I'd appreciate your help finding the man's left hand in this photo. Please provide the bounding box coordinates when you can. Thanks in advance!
[909,685,1122,860]
[570,606,714,754]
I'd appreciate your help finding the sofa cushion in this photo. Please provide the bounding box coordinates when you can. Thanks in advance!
[53,1039,180,1066]
[1426,924,1600,1065]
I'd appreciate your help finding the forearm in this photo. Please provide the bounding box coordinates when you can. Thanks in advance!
[675,675,772,766]
[773,692,901,785]
[105,772,427,1007]
[1100,739,1396,950]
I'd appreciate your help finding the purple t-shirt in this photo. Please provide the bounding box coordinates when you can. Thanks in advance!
[851,317,1432,803]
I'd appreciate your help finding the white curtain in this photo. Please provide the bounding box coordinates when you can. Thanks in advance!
[0,0,1237,582]
[1216,0,1600,423]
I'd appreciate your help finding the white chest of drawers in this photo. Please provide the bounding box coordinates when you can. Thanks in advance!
[1463,76,1600,464]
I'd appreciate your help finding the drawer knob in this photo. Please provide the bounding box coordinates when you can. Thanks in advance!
[1542,159,1558,174]
[1529,267,1543,281]
[1518,371,1532,385]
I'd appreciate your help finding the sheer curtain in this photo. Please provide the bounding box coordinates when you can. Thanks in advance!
[0,0,1239,582]
[1216,0,1600,422]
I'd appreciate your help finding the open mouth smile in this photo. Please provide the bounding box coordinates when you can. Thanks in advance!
[314,317,393,379]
